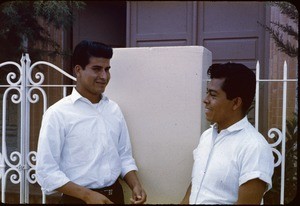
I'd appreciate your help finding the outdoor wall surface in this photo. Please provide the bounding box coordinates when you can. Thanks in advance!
[105,46,212,204]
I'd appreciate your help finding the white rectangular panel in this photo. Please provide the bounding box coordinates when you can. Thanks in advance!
[105,46,212,203]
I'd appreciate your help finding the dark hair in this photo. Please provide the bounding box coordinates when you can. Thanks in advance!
[72,40,113,69]
[207,62,256,115]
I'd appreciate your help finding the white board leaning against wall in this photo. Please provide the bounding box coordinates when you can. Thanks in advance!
[105,46,212,204]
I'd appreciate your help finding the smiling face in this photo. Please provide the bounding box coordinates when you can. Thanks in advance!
[203,78,241,131]
[75,56,111,103]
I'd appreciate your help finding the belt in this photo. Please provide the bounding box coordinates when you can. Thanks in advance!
[60,180,124,204]
[90,180,120,196]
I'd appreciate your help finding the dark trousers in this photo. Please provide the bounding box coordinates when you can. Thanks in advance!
[60,180,124,204]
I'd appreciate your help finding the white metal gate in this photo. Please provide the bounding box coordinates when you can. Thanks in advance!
[0,54,297,204]
[0,54,75,203]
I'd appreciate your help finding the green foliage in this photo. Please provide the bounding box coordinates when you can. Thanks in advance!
[0,1,85,62]
[270,1,298,24]
[284,112,298,203]
[258,1,298,58]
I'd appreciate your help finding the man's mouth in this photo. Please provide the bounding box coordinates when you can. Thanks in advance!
[205,108,211,113]
[96,81,106,86]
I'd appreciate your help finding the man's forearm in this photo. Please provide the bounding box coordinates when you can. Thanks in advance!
[56,181,92,202]
[56,181,113,204]
[123,171,142,190]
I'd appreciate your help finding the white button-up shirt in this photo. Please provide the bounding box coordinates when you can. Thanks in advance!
[190,117,274,204]
[36,88,138,194]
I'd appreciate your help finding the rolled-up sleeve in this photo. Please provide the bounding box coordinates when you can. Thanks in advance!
[239,141,274,191]
[118,114,138,178]
[36,109,70,194]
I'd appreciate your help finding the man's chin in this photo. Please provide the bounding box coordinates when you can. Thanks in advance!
[96,88,105,94]
[205,115,212,122]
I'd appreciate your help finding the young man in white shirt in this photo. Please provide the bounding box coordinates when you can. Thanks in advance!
[36,40,147,204]
[181,63,274,204]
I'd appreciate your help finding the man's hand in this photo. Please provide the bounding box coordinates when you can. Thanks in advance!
[130,185,147,204]
[84,190,114,204]
[124,171,147,204]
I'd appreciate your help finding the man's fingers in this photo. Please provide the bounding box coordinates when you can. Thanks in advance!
[130,195,144,204]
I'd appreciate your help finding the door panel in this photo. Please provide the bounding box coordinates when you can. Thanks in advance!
[127,1,197,47]
[202,2,260,33]
[198,1,266,69]
[204,38,258,68]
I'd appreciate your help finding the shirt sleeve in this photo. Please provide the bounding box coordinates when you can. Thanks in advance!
[239,140,274,192]
[36,108,70,194]
[117,111,138,178]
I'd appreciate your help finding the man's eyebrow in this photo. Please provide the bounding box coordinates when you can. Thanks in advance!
[207,88,218,93]
[206,89,218,94]
[90,65,102,69]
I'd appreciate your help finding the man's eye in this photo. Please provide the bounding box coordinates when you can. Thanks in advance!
[206,91,216,97]
[209,93,217,98]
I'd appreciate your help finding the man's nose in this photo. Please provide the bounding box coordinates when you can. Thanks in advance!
[99,70,107,79]
[203,95,209,104]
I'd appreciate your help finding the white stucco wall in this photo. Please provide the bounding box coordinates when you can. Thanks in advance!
[105,46,212,204]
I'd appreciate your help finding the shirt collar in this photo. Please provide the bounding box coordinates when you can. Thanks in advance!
[226,116,248,132]
[211,116,249,133]
[70,88,108,104]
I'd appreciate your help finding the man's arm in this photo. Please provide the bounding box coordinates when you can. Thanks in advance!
[57,181,113,204]
[181,183,191,204]
[123,171,147,204]
[236,178,267,204]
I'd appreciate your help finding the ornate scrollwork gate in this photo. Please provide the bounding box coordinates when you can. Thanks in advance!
[0,54,75,203]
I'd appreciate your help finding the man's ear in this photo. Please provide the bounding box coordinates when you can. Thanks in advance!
[74,65,82,77]
[232,97,243,111]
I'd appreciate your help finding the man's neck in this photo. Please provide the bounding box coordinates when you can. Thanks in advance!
[217,115,245,133]
[75,87,102,104]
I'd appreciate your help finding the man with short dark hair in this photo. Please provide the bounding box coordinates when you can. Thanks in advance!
[181,62,274,204]
[36,40,147,204]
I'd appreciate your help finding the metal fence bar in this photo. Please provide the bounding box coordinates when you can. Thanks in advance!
[20,53,26,203]
[255,61,260,130]
[280,61,287,204]
[24,54,32,203]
